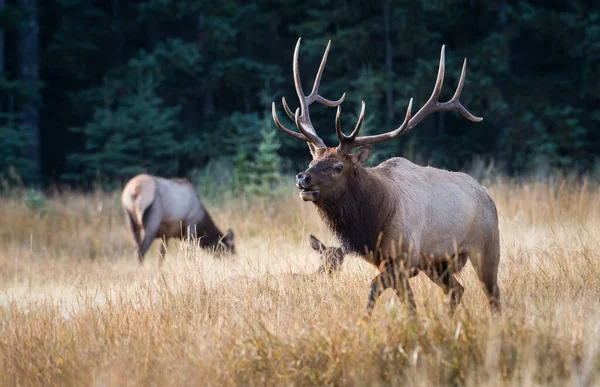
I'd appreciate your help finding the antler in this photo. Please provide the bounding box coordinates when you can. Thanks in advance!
[336,45,483,153]
[272,38,345,149]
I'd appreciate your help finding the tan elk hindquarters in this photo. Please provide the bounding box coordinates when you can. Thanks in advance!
[121,174,235,264]
[272,38,500,316]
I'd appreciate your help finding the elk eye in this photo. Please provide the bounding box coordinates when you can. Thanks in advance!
[334,164,343,173]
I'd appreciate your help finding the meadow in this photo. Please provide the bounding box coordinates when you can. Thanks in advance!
[1,176,599,386]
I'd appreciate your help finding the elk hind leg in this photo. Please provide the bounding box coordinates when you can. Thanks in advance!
[138,204,161,264]
[483,267,501,314]
[424,258,465,315]
[125,210,143,261]
[472,247,501,314]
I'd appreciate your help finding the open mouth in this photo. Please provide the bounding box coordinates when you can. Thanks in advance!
[299,189,320,202]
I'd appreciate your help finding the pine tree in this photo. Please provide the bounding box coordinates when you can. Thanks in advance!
[243,116,282,196]
[65,77,183,185]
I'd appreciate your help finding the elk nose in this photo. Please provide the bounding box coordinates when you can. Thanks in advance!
[296,172,311,188]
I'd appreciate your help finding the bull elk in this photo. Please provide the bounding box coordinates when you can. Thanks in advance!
[272,38,500,316]
[121,174,235,264]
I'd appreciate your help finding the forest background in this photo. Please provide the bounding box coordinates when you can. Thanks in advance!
[1,0,598,192]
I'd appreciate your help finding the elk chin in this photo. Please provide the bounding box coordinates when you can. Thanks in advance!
[299,189,320,202]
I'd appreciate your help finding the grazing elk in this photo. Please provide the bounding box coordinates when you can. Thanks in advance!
[121,174,235,264]
[272,38,500,316]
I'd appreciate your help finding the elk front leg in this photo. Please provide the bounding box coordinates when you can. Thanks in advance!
[365,262,416,318]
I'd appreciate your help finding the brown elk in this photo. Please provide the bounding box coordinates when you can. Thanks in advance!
[121,174,235,264]
[309,234,344,276]
[277,235,344,284]
[272,38,500,316]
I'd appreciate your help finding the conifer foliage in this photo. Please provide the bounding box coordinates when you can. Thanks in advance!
[0,1,597,187]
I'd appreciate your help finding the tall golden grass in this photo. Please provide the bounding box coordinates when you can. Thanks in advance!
[1,177,599,386]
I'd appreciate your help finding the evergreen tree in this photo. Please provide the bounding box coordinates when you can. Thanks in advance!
[0,0,597,185]
[65,77,182,185]
[245,123,283,196]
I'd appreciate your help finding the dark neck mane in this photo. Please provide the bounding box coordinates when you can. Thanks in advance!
[315,169,393,257]
[195,213,224,249]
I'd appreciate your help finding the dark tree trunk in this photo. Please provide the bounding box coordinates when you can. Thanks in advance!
[18,0,40,184]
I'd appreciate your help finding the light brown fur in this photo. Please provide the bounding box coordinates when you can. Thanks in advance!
[121,174,235,264]
[297,147,500,316]
[273,38,499,315]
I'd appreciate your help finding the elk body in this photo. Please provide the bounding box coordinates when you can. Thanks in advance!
[272,39,500,315]
[121,174,235,263]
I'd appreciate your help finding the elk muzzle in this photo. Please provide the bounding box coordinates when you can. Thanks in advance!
[296,171,320,202]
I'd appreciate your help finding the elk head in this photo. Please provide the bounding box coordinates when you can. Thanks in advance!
[309,234,344,275]
[217,228,235,255]
[272,38,482,203]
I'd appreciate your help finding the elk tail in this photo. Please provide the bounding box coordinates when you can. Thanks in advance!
[123,174,158,226]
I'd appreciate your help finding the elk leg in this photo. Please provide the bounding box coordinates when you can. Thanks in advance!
[473,247,501,314]
[365,263,416,317]
[125,210,142,259]
[394,278,417,313]
[424,260,464,315]
[138,204,161,264]
[125,210,141,245]
[481,268,501,314]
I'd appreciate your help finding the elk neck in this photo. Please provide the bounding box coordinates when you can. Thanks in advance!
[315,167,396,257]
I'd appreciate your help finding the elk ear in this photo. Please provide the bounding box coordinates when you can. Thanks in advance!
[352,145,372,166]
[309,234,326,254]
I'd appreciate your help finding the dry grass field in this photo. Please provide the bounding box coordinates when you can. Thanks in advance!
[1,177,600,386]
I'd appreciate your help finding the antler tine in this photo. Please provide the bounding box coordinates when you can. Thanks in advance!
[308,40,346,106]
[273,37,347,149]
[404,45,446,131]
[282,97,296,121]
[272,102,311,142]
[339,99,412,152]
[336,101,367,151]
[293,38,307,111]
[337,45,483,152]
[431,44,446,101]
[451,58,467,103]
[335,105,344,142]
[308,40,331,102]
[445,58,483,122]
[347,100,366,140]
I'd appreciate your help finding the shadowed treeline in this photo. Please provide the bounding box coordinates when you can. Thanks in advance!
[0,1,598,187]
